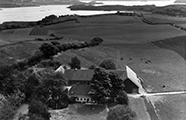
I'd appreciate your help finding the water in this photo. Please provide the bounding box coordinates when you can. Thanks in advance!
[81,0,176,6]
[0,5,116,23]
[0,0,182,24]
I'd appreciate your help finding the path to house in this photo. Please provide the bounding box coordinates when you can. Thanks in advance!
[128,90,186,120]
[129,96,151,120]
[13,104,29,120]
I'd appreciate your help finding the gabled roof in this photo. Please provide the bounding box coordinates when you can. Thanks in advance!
[69,84,91,98]
[64,69,94,81]
[64,69,127,81]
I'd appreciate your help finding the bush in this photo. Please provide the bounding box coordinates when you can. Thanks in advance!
[28,99,51,120]
[37,59,61,69]
[69,56,81,69]
[33,71,69,109]
[0,92,25,120]
[99,59,116,70]
[116,91,128,105]
[107,105,136,120]
[39,43,59,58]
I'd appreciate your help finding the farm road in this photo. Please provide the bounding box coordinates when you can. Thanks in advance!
[128,90,186,120]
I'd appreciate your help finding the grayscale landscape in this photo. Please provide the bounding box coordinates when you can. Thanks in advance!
[0,0,185,120]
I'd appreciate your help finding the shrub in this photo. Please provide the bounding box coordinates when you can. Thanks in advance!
[99,59,117,70]
[69,56,81,69]
[0,92,25,120]
[37,59,61,69]
[116,91,128,105]
[107,105,136,120]
[33,71,69,109]
[90,37,103,46]
[39,43,59,58]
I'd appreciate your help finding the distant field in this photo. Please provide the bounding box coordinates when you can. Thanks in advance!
[145,14,186,26]
[46,22,186,44]
[153,36,186,60]
[76,15,142,24]
[13,28,33,36]
[29,27,49,36]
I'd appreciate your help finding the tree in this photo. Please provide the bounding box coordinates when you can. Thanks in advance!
[109,72,125,97]
[24,73,40,101]
[107,105,136,120]
[28,99,51,120]
[69,56,81,69]
[90,37,103,46]
[89,68,112,104]
[39,43,59,58]
[116,90,128,105]
[33,71,69,109]
[99,59,116,70]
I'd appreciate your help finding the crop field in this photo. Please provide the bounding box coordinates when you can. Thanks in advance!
[13,28,33,36]
[46,22,186,44]
[29,27,49,36]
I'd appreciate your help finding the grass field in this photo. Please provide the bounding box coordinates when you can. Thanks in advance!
[145,13,186,26]
[147,94,186,120]
[46,22,186,44]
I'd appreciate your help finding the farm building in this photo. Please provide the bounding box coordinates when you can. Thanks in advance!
[61,66,143,103]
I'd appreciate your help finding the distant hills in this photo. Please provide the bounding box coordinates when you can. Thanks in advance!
[175,0,186,3]
[0,0,80,8]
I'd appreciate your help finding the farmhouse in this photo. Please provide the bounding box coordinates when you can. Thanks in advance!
[60,66,144,103]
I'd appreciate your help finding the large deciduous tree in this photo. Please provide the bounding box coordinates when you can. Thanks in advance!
[89,68,112,104]
[33,71,69,109]
[39,43,59,58]
[89,68,127,105]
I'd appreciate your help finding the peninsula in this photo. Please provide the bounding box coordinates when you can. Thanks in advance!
[69,4,186,17]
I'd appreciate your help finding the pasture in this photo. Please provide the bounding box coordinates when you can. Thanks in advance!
[145,13,186,26]
[46,16,186,44]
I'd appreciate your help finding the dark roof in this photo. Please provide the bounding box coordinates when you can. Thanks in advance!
[64,69,94,81]
[69,84,91,97]
[64,69,127,81]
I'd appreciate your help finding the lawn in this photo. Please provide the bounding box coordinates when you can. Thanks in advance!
[50,104,107,120]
